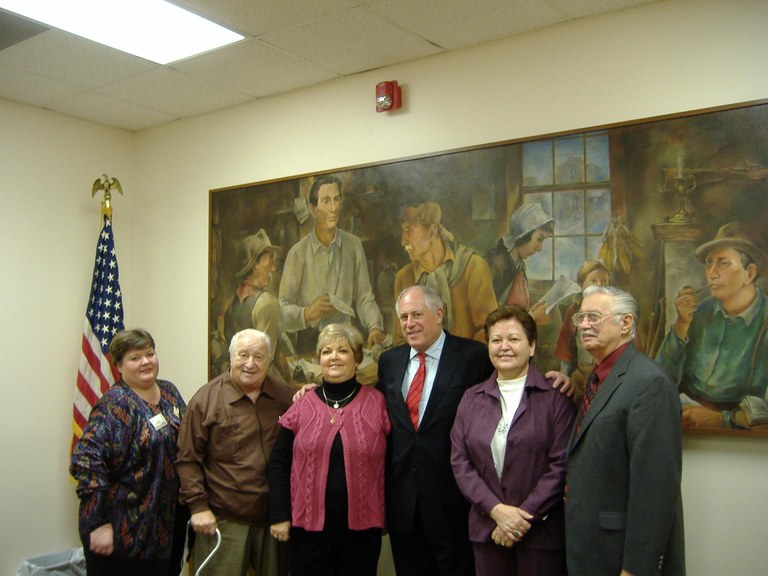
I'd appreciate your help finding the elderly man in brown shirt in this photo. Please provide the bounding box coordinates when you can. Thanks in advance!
[177,329,294,576]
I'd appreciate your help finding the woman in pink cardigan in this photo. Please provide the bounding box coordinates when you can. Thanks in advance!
[268,324,390,576]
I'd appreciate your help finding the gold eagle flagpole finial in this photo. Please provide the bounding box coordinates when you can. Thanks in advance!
[91,174,123,219]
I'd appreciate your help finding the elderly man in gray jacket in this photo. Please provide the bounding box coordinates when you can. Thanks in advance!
[565,285,685,576]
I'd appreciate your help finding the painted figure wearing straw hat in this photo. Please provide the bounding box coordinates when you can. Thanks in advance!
[224,229,282,361]
[656,221,768,429]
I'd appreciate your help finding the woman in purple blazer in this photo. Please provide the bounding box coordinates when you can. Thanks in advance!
[450,305,576,576]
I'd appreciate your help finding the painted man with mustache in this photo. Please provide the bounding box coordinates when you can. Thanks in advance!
[393,201,496,345]
[656,221,768,429]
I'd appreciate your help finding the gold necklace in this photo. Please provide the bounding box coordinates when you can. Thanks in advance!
[321,384,359,424]
[321,385,358,409]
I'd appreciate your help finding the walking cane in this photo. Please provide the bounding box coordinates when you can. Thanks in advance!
[186,522,222,576]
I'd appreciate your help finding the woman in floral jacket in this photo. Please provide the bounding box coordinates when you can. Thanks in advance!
[70,329,187,576]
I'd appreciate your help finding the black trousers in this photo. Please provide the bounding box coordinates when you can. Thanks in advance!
[84,550,169,576]
[389,506,475,576]
[289,522,382,576]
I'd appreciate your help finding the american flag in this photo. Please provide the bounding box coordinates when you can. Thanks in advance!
[71,215,125,450]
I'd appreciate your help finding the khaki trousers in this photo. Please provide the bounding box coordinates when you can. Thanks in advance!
[192,519,279,576]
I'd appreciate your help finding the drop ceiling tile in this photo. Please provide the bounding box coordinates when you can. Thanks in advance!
[0,29,156,89]
[261,6,442,75]
[547,0,661,19]
[172,38,338,98]
[173,0,360,36]
[0,0,667,131]
[96,67,253,117]
[45,91,177,131]
[0,63,83,106]
[369,0,563,50]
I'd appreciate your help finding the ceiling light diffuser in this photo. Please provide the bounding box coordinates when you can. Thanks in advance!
[0,0,244,64]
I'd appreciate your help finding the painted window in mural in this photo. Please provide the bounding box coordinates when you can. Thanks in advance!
[522,133,612,281]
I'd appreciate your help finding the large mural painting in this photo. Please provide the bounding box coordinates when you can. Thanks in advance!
[209,100,768,436]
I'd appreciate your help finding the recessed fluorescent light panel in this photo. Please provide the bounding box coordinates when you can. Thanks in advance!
[0,0,244,64]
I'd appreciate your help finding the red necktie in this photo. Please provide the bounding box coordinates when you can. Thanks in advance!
[406,353,426,430]
[575,371,599,434]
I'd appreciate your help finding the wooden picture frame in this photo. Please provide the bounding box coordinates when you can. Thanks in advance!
[209,98,768,436]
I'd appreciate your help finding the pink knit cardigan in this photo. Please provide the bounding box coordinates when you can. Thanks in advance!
[279,385,390,531]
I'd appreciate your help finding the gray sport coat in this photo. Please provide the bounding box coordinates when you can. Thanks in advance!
[565,343,686,576]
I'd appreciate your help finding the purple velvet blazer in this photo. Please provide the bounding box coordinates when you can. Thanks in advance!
[450,364,575,550]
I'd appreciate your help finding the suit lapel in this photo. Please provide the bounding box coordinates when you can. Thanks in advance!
[389,346,414,428]
[419,333,459,429]
[570,344,638,450]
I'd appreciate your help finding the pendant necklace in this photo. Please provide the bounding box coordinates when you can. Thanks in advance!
[321,384,359,424]
[497,393,511,434]
[321,384,357,409]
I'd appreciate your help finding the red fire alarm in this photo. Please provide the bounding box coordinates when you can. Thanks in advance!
[376,80,402,112]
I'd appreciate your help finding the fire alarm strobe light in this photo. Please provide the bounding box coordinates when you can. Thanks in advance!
[376,80,402,112]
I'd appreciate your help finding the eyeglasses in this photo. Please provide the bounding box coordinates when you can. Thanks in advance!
[571,311,622,327]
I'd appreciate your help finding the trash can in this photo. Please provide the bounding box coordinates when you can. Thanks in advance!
[16,548,86,576]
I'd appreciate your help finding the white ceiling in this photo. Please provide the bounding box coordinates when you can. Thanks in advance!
[0,0,659,132]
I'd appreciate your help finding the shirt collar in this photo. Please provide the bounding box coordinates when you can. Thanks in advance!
[222,371,277,403]
[478,365,548,398]
[712,289,763,327]
[236,280,263,302]
[498,367,548,391]
[222,372,246,403]
[410,329,446,363]
[509,253,526,273]
[410,243,456,279]
[594,341,632,382]
[309,227,340,253]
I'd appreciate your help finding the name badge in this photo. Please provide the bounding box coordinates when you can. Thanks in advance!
[149,413,168,431]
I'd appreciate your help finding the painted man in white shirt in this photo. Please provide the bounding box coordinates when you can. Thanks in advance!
[279,174,386,353]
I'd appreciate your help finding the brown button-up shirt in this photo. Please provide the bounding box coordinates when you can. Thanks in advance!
[176,371,293,525]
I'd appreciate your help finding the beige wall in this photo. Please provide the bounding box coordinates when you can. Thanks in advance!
[2,0,767,574]
[0,102,135,572]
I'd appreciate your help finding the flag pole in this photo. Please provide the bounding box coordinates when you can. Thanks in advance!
[72,176,126,453]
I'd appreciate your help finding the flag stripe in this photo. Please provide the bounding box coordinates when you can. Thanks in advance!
[80,324,113,391]
[72,215,125,452]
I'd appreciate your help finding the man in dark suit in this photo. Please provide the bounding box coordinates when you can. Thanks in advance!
[377,285,494,576]
[565,285,685,576]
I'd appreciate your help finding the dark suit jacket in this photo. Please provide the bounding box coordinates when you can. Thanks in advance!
[377,331,494,536]
[565,343,686,576]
